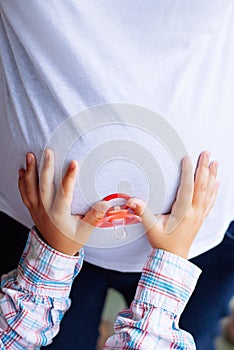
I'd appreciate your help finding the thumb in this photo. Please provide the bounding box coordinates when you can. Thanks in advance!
[127,198,157,233]
[83,201,111,226]
[74,201,111,246]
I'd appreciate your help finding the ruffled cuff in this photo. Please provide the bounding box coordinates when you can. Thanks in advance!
[135,249,201,316]
[16,227,84,298]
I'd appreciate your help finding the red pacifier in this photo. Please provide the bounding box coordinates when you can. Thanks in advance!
[96,193,142,240]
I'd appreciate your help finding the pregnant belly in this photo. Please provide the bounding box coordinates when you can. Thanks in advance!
[0,103,185,229]
[45,104,185,216]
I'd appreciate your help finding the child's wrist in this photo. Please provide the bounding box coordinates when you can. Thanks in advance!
[33,226,83,256]
[149,241,189,259]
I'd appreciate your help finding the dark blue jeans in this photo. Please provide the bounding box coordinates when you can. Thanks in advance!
[1,212,233,350]
[180,221,234,350]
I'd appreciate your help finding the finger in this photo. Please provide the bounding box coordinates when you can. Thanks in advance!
[62,160,78,205]
[39,149,55,210]
[202,181,220,218]
[18,168,31,208]
[169,155,194,228]
[202,161,219,217]
[192,151,210,208]
[127,197,157,232]
[208,160,219,179]
[24,153,39,208]
[74,201,112,246]
[53,160,78,213]
[82,201,111,226]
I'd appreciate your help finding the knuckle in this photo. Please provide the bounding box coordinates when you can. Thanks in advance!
[25,186,33,197]
[92,209,103,223]
[65,170,75,180]
[43,158,50,169]
[39,183,47,194]
[63,188,73,199]
[197,181,207,192]
[181,179,193,193]
[183,183,193,193]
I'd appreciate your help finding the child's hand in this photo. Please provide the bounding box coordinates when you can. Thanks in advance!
[18,150,111,256]
[127,151,219,259]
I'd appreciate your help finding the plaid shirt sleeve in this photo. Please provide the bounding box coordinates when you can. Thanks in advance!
[104,249,201,350]
[0,228,84,350]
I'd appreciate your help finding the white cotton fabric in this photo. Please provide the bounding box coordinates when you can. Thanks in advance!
[0,0,234,271]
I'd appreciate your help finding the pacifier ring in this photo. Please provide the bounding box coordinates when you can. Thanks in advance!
[96,193,142,240]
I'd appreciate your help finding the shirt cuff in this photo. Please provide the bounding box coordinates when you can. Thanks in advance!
[134,249,202,316]
[17,228,84,298]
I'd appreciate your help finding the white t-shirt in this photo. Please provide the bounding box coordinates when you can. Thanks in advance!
[1,0,234,271]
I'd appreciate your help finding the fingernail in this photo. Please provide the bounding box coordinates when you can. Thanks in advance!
[69,161,76,171]
[129,203,137,209]
[27,154,32,164]
[212,161,219,172]
[183,155,191,166]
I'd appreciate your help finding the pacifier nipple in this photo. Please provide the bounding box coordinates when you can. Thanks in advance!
[109,206,128,240]
[95,193,142,240]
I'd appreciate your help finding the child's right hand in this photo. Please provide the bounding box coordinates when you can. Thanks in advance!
[127,151,219,259]
[18,150,111,256]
